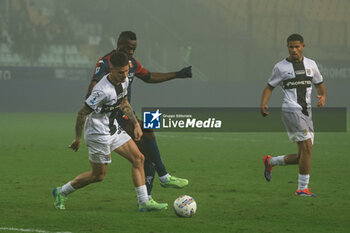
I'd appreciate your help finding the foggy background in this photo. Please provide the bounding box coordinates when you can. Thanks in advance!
[1,0,349,112]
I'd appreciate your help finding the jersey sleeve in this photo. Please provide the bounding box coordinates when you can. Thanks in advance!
[134,58,150,78]
[268,65,283,87]
[312,61,323,84]
[92,59,110,82]
[85,89,107,112]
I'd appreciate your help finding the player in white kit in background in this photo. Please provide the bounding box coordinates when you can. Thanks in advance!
[260,34,327,197]
[52,51,167,211]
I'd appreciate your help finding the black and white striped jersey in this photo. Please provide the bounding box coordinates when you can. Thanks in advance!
[268,57,323,115]
[85,74,129,137]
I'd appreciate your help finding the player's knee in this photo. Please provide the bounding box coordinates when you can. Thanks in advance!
[92,174,105,182]
[297,154,301,162]
[137,153,145,164]
[132,152,144,168]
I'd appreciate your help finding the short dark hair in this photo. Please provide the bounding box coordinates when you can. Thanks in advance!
[117,31,137,43]
[287,34,304,43]
[110,51,129,67]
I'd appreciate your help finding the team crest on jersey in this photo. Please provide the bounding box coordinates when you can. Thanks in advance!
[129,60,133,68]
[306,68,312,76]
[95,67,100,74]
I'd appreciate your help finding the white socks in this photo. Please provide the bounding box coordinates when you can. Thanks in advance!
[60,181,75,197]
[159,174,170,183]
[269,155,310,191]
[135,185,149,205]
[60,182,150,205]
[298,174,310,190]
[270,155,286,166]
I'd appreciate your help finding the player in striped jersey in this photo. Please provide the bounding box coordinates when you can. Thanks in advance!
[260,34,327,197]
[53,52,167,211]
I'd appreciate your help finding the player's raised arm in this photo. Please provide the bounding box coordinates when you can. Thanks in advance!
[260,85,274,117]
[69,104,93,151]
[139,66,192,83]
[315,83,327,107]
[119,97,142,141]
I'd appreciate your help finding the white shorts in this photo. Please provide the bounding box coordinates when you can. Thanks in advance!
[282,110,314,144]
[85,131,131,164]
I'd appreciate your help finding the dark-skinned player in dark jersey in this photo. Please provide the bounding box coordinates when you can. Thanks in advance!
[87,31,191,208]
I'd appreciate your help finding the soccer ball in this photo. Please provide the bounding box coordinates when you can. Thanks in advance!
[173,195,197,217]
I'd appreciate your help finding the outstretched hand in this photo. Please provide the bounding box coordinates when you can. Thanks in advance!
[175,66,192,78]
[69,139,81,152]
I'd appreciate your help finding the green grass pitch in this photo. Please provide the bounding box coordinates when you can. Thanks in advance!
[0,113,349,233]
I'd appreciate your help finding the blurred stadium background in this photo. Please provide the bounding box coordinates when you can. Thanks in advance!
[0,0,349,112]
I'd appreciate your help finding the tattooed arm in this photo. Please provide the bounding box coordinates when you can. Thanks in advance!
[120,96,143,141]
[69,104,93,151]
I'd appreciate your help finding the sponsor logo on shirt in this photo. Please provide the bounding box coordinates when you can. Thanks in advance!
[283,77,312,89]
[285,80,311,87]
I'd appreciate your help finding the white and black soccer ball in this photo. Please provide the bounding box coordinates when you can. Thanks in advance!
[173,195,197,217]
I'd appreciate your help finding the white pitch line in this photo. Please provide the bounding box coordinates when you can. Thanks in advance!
[0,227,72,233]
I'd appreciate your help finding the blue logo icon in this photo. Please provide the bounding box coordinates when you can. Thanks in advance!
[143,109,162,129]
